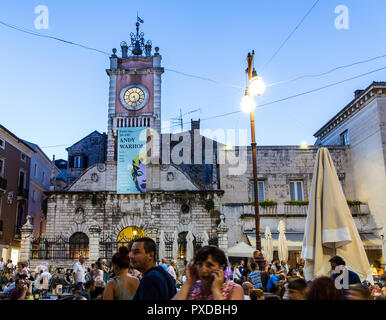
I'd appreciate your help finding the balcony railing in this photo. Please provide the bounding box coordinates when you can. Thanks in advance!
[284,203,309,215]
[245,202,369,217]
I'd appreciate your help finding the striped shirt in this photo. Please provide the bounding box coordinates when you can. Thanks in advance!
[249,270,263,289]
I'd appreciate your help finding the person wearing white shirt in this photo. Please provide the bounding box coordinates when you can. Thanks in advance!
[242,282,253,300]
[7,260,14,271]
[280,260,289,275]
[0,258,6,272]
[73,255,86,291]
[167,260,177,284]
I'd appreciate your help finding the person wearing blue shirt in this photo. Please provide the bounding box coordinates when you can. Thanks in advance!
[266,273,286,294]
[129,237,176,300]
[160,258,168,272]
[329,255,361,287]
[248,262,263,289]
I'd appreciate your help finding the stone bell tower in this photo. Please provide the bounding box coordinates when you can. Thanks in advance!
[105,21,164,164]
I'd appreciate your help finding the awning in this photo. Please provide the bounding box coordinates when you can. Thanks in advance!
[227,241,255,257]
[360,233,383,250]
[246,232,382,251]
[247,233,303,251]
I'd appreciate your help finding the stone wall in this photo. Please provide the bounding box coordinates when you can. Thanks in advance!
[220,145,356,247]
[40,190,223,267]
[318,98,386,231]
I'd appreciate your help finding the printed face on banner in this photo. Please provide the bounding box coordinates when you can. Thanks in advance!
[117,127,147,194]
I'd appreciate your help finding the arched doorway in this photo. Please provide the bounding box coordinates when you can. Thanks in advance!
[69,232,89,259]
[178,232,197,261]
[117,226,146,248]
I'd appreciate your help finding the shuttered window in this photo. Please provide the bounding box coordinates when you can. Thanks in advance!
[250,181,265,202]
[290,181,304,201]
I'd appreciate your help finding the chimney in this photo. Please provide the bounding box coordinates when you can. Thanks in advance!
[191,119,200,131]
[354,89,364,98]
[121,41,128,58]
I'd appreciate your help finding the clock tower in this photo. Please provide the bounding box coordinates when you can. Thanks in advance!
[106,22,164,163]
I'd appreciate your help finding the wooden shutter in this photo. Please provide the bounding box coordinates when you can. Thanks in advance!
[69,156,74,168]
[83,156,88,169]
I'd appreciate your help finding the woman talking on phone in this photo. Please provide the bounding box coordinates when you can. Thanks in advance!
[173,246,244,300]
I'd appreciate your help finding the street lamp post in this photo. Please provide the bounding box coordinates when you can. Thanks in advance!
[242,50,266,269]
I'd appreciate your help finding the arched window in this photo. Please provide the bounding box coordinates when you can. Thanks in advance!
[178,232,196,261]
[69,232,89,260]
[117,226,146,249]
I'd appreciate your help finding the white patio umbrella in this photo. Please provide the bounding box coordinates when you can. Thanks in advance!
[302,148,372,282]
[382,226,386,271]
[201,231,209,246]
[263,226,274,264]
[172,231,178,261]
[186,231,195,262]
[227,241,255,257]
[278,220,288,263]
[158,230,166,262]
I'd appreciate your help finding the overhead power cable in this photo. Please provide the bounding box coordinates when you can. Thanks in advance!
[261,0,320,72]
[0,20,110,55]
[2,19,385,91]
[267,54,386,88]
[161,65,386,131]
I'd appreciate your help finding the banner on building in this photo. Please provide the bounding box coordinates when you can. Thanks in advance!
[117,127,147,194]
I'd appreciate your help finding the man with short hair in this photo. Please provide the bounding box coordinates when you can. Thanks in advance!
[129,237,176,300]
[7,259,14,272]
[271,259,282,274]
[280,260,289,275]
[73,254,86,291]
[167,260,177,283]
[329,255,361,286]
[160,258,168,272]
[248,262,263,289]
[346,283,371,300]
[266,273,286,294]
[10,275,32,300]
[242,281,253,300]
[286,278,307,300]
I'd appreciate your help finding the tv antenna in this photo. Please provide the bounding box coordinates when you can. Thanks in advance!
[171,108,201,131]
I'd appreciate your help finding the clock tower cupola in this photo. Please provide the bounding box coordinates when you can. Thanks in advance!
[106,21,164,162]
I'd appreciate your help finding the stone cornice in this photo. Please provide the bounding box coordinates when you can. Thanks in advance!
[106,67,164,76]
[45,189,224,196]
[314,82,386,140]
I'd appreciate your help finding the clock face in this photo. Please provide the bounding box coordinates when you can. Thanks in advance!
[124,87,145,107]
[120,85,149,111]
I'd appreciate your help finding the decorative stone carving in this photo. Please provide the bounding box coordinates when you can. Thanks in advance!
[167,172,174,181]
[97,163,106,172]
[7,191,13,204]
[160,164,169,171]
[75,207,84,215]
[91,173,99,182]
[74,207,86,224]
[180,213,192,226]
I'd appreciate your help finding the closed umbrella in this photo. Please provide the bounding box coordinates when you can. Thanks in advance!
[158,230,166,262]
[201,231,209,246]
[382,226,386,271]
[186,231,195,262]
[172,231,178,261]
[263,226,274,264]
[302,148,372,282]
[278,220,288,263]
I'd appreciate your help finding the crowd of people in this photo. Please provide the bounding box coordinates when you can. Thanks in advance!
[1,241,385,301]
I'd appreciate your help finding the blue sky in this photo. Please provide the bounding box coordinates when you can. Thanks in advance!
[1,0,386,160]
